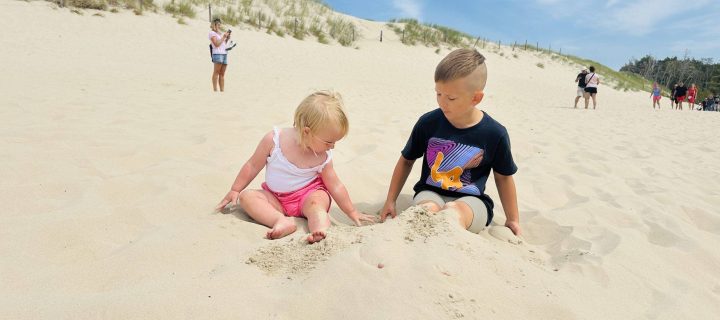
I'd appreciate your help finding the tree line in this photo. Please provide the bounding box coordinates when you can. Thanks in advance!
[620,55,720,97]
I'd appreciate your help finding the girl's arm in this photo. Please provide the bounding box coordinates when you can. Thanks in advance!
[215,131,273,211]
[320,162,376,226]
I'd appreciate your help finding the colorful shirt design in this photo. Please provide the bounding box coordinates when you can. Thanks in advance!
[426,138,483,195]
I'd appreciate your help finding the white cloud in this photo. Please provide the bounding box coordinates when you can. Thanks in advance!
[533,0,712,36]
[392,0,423,20]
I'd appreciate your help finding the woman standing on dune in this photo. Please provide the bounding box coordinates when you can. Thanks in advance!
[209,18,231,92]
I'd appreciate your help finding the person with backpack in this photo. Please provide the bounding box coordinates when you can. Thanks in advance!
[583,66,600,109]
[574,67,588,108]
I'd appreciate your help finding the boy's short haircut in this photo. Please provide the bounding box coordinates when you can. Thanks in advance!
[435,48,487,88]
[294,91,349,148]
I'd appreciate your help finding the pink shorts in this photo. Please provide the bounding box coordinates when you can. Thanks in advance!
[262,177,331,218]
[653,95,661,102]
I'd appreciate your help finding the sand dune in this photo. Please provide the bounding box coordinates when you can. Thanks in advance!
[1,1,719,319]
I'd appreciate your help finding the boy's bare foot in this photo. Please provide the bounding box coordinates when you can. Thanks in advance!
[266,218,297,240]
[307,230,326,244]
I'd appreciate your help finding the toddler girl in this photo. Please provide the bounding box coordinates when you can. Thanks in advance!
[215,91,375,243]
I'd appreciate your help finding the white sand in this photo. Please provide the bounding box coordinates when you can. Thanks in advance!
[2,1,720,319]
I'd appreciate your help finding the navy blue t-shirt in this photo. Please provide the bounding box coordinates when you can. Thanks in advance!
[401,109,517,211]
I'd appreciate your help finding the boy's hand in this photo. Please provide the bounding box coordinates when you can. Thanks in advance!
[379,200,397,222]
[505,220,522,236]
[215,190,241,212]
[347,210,377,226]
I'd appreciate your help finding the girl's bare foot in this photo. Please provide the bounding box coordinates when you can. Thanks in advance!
[307,230,326,244]
[266,217,297,240]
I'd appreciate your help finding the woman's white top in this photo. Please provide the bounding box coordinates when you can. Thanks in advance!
[264,127,332,193]
[208,31,227,54]
[585,73,600,88]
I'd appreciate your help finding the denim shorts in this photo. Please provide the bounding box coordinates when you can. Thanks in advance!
[212,54,227,65]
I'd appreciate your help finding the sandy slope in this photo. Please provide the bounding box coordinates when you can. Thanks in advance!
[1,1,719,319]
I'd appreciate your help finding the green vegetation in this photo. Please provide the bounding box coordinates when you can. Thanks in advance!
[388,18,473,48]
[536,63,544,69]
[622,55,720,97]
[164,1,196,19]
[54,0,157,14]
[562,54,652,92]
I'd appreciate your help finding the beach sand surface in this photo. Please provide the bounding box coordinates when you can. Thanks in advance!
[1,2,720,319]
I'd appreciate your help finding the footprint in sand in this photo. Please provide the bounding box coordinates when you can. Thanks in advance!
[572,164,601,177]
[644,220,681,247]
[682,206,720,235]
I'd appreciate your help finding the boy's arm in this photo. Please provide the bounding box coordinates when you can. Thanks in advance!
[320,162,376,226]
[215,132,273,211]
[493,171,522,236]
[380,155,416,221]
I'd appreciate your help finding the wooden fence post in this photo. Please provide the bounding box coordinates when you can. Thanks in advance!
[380,30,382,42]
[208,4,212,22]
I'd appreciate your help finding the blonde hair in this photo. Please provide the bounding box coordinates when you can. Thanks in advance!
[435,48,487,90]
[294,91,349,148]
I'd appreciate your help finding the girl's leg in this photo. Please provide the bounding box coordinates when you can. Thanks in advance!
[301,190,331,243]
[238,189,297,240]
[591,93,597,109]
[219,64,228,92]
[212,63,222,91]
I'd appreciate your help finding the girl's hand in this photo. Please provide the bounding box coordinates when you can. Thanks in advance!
[347,210,377,226]
[215,190,241,212]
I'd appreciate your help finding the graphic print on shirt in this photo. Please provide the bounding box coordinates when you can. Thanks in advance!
[426,138,484,195]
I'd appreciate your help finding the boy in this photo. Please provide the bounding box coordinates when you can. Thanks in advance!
[380,48,522,236]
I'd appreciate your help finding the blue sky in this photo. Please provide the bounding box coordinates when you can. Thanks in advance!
[323,0,720,70]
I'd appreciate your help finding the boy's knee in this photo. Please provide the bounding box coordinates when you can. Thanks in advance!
[418,201,441,212]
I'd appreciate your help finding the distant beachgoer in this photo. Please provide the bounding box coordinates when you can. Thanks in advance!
[583,66,600,109]
[651,82,662,109]
[687,83,698,110]
[215,91,376,243]
[675,82,688,110]
[380,48,522,236]
[209,18,231,92]
[671,84,678,109]
[574,67,588,108]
